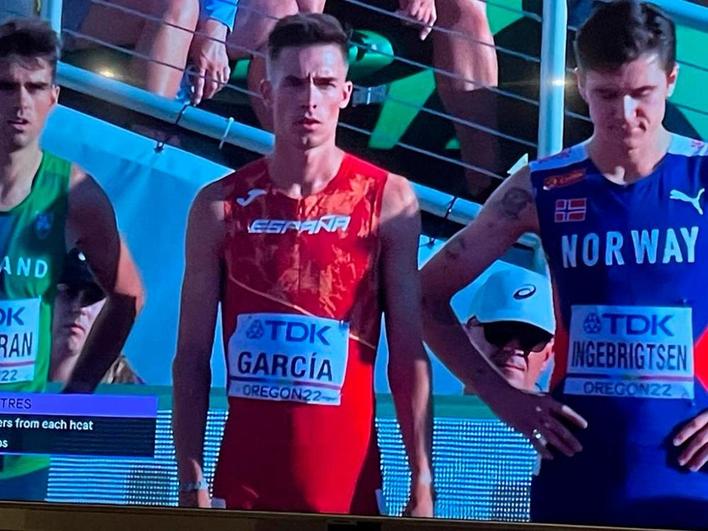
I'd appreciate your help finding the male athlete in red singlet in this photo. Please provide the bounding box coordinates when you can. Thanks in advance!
[172,13,434,516]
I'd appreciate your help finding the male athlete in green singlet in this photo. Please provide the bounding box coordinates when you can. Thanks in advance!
[0,18,144,501]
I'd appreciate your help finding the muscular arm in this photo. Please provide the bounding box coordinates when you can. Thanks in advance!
[380,174,434,515]
[63,168,144,393]
[421,167,538,396]
[172,182,225,507]
[421,168,585,457]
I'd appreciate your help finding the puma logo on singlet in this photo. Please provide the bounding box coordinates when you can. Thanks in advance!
[236,189,267,207]
[670,188,704,215]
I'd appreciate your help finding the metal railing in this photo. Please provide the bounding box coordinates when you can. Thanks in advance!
[537,0,567,157]
[57,61,542,253]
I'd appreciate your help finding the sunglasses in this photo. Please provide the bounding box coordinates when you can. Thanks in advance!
[57,284,105,307]
[482,321,553,354]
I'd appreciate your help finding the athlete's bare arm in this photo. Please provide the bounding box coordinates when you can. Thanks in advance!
[62,167,144,393]
[421,167,586,458]
[380,174,434,517]
[172,181,225,508]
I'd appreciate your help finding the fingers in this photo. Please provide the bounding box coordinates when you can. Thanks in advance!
[527,398,585,459]
[203,68,220,101]
[682,443,708,472]
[544,419,583,456]
[395,1,436,41]
[418,5,436,40]
[677,426,708,471]
[190,66,206,106]
[530,429,554,460]
[553,403,589,430]
[674,410,708,446]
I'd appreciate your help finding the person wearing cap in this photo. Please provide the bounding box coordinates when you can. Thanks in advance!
[50,250,143,385]
[463,269,554,394]
[0,19,143,502]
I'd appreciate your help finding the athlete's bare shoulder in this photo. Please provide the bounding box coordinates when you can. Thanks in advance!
[192,179,229,226]
[380,172,418,225]
[67,163,91,188]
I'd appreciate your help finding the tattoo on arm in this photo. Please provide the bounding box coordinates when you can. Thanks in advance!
[443,235,468,261]
[423,295,458,326]
[496,187,533,220]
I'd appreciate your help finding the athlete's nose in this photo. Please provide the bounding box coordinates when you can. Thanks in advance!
[621,94,639,124]
[301,78,319,109]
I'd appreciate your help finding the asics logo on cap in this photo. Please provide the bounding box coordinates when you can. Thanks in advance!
[670,188,704,215]
[236,189,267,207]
[513,284,537,300]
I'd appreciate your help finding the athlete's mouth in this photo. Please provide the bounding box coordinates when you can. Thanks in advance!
[295,117,321,126]
[8,117,29,124]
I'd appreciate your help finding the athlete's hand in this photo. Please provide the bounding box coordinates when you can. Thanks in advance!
[674,410,708,472]
[403,481,435,517]
[188,19,230,105]
[178,489,211,508]
[396,0,437,40]
[483,384,587,459]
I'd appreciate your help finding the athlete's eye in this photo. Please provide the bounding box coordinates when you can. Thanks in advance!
[283,77,304,87]
[632,88,653,99]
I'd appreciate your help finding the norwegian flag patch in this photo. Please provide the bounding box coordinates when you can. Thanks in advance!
[554,198,587,222]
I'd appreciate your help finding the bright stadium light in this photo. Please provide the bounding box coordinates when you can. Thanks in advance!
[98,68,116,79]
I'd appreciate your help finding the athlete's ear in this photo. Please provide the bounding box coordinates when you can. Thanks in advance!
[261,78,273,109]
[339,80,353,110]
[666,63,679,98]
[574,67,588,103]
[50,84,60,106]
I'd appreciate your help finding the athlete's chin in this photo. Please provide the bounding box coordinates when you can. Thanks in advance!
[5,132,33,149]
[293,134,327,150]
[610,127,647,146]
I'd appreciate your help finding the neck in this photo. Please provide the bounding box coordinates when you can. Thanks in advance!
[0,142,42,192]
[268,139,344,198]
[588,128,671,184]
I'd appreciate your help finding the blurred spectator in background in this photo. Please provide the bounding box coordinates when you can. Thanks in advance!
[62,0,237,104]
[432,0,499,200]
[50,249,143,385]
[461,269,555,393]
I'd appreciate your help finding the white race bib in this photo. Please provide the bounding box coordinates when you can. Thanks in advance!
[565,305,694,399]
[0,298,41,384]
[227,313,349,406]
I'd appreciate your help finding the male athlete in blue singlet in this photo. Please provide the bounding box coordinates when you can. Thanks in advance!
[421,1,708,528]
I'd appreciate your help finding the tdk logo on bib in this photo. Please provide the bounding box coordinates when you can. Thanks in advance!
[566,305,694,400]
[0,306,25,327]
[227,313,349,406]
[0,298,41,385]
[245,318,331,345]
[582,312,674,336]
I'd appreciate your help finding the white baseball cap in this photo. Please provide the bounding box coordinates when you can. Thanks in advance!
[472,268,555,335]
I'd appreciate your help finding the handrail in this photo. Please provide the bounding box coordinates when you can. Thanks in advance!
[56,61,542,251]
[650,0,708,29]
[537,0,568,158]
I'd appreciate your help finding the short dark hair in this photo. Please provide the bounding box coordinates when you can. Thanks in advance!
[0,18,60,80]
[575,0,676,73]
[267,13,349,64]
